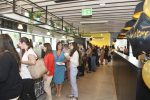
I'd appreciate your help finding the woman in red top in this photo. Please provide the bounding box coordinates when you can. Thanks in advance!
[43,43,55,100]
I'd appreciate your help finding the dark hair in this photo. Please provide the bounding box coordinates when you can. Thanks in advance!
[43,43,52,55]
[20,37,33,50]
[56,41,63,51]
[70,42,79,57]
[0,34,21,67]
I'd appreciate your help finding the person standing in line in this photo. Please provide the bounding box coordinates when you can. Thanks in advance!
[18,37,37,100]
[100,47,105,65]
[86,44,92,73]
[67,42,79,100]
[53,42,66,97]
[91,46,97,72]
[43,43,55,100]
[63,44,70,80]
[0,34,22,100]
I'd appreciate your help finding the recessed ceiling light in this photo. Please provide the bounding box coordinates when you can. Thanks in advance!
[62,36,66,39]
[47,32,51,35]
[18,24,23,30]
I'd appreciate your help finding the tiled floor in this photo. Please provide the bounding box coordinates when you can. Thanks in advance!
[38,64,117,100]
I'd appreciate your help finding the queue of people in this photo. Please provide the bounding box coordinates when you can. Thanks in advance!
[0,33,114,100]
[0,34,80,100]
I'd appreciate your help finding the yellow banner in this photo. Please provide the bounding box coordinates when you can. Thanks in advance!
[85,33,110,47]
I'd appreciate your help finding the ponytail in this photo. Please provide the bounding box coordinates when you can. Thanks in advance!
[29,39,33,49]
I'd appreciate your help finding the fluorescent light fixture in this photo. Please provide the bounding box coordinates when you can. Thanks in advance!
[80,20,108,24]
[18,24,23,30]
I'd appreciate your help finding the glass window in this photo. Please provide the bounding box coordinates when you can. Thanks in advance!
[34,36,44,44]
[2,31,20,48]
[44,37,51,43]
[21,34,32,39]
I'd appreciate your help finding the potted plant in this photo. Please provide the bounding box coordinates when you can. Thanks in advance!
[64,26,69,33]
[34,11,42,21]
[50,20,55,29]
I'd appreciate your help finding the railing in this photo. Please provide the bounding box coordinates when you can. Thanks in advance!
[2,0,79,37]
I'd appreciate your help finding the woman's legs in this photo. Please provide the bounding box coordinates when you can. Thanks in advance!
[58,84,62,96]
[55,84,62,97]
[91,56,96,71]
[70,67,78,98]
[55,84,59,96]
[44,76,53,100]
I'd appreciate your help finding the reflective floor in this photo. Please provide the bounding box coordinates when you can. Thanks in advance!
[38,63,117,100]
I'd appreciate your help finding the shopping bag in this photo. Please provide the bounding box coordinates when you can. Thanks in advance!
[28,59,48,79]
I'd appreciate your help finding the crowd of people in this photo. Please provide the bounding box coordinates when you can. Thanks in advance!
[0,34,115,100]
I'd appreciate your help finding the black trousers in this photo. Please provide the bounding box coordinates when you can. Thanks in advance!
[78,65,85,75]
[20,79,36,100]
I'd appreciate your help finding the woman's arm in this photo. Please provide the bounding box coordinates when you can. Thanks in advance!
[21,54,36,65]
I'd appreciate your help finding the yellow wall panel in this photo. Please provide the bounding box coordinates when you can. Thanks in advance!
[89,33,110,47]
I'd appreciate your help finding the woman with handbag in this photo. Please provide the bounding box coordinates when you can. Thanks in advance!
[43,43,55,100]
[0,34,22,100]
[18,37,37,100]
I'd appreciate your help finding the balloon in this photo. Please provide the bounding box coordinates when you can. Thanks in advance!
[142,60,150,89]
[144,0,150,18]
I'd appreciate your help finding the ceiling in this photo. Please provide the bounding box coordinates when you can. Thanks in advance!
[0,0,141,33]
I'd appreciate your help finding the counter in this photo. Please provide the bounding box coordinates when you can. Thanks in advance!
[113,52,150,100]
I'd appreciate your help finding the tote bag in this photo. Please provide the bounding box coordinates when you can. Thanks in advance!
[28,59,48,79]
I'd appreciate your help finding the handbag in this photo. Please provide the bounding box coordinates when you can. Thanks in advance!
[28,59,48,79]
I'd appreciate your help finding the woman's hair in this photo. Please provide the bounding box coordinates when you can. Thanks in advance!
[56,41,63,51]
[70,42,79,57]
[43,43,52,55]
[0,34,21,67]
[20,37,33,50]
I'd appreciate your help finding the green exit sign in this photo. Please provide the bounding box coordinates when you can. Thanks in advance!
[82,8,92,16]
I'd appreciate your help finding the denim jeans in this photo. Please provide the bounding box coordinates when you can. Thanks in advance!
[91,56,96,71]
[70,65,78,97]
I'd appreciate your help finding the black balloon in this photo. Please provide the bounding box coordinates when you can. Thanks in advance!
[127,13,150,58]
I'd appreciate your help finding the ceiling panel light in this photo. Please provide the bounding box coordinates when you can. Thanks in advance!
[80,20,108,24]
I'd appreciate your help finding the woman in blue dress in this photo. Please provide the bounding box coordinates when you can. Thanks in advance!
[53,42,66,97]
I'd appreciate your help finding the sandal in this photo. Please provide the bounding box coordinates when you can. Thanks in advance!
[66,94,74,98]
